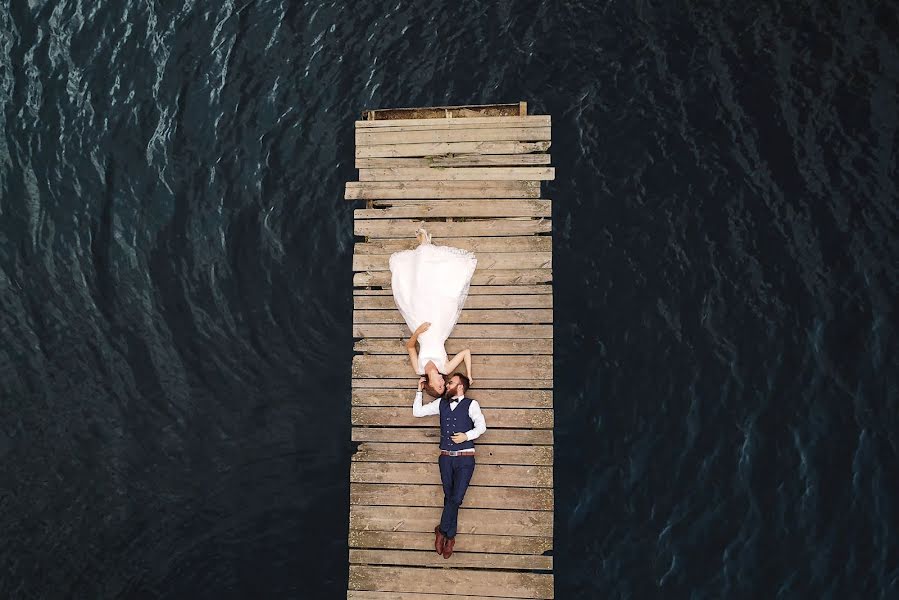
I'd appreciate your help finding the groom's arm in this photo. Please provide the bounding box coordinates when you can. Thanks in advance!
[463,400,487,441]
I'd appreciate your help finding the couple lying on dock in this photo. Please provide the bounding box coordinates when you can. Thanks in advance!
[389,227,487,560]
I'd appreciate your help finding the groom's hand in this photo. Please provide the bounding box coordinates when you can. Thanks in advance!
[451,433,468,444]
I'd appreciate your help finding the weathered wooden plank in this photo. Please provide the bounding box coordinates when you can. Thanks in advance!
[359,167,555,182]
[354,199,551,219]
[355,154,552,168]
[345,181,540,199]
[355,115,551,129]
[354,296,552,310]
[350,483,552,511]
[356,141,551,158]
[348,593,543,600]
[353,443,553,466]
[352,377,553,390]
[348,530,553,555]
[352,354,552,379]
[349,506,553,537]
[354,269,552,287]
[355,219,550,238]
[350,462,553,488]
[353,324,552,340]
[348,565,553,599]
[353,236,552,255]
[353,308,553,324]
[352,389,552,408]
[354,285,552,296]
[352,427,554,445]
[354,252,552,272]
[353,337,553,354]
[355,127,552,146]
[352,407,553,429]
[349,548,553,571]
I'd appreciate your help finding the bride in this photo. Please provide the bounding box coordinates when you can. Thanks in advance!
[389,227,477,398]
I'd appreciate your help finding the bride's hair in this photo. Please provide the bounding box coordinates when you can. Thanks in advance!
[422,380,443,398]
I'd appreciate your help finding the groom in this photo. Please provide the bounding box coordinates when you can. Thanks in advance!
[412,372,487,558]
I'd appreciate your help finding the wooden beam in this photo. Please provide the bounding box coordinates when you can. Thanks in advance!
[350,462,553,487]
[359,167,555,181]
[355,269,551,287]
[354,199,550,219]
[352,354,552,379]
[352,324,552,339]
[350,483,552,511]
[352,443,553,465]
[354,219,550,238]
[352,427,553,445]
[349,506,553,537]
[349,549,552,571]
[352,407,553,429]
[347,565,554,599]
[351,389,552,408]
[353,236,551,255]
[353,337,553,354]
[355,155,552,168]
[355,141,551,158]
[353,377,553,390]
[348,530,552,555]
[355,115,549,129]
[353,284,552,296]
[352,308,553,324]
[345,180,540,199]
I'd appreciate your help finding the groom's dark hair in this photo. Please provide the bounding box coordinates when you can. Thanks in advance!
[452,373,470,393]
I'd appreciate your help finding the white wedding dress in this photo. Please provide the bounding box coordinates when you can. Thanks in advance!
[389,236,477,375]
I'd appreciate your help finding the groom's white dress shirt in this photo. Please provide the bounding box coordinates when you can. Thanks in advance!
[412,391,487,442]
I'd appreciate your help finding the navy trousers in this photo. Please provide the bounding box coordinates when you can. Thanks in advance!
[438,454,476,538]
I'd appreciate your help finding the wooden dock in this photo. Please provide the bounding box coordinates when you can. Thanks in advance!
[347,102,554,600]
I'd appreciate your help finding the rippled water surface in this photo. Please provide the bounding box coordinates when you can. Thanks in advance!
[1,1,897,598]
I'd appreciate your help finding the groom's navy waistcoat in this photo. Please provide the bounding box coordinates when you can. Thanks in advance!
[439,397,475,451]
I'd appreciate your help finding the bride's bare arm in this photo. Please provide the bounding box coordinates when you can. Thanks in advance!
[405,322,431,373]
[445,349,473,383]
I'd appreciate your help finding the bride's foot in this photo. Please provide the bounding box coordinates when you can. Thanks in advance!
[415,226,432,246]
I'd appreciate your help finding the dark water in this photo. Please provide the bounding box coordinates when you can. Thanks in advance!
[1,1,897,598]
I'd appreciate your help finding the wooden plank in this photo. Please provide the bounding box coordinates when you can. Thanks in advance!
[354,269,552,287]
[348,530,552,555]
[350,483,552,511]
[355,115,550,129]
[348,593,544,600]
[355,219,550,238]
[356,141,551,158]
[348,565,553,599]
[352,407,554,429]
[355,155,552,168]
[354,199,551,218]
[353,308,553,324]
[354,296,552,310]
[354,285,552,296]
[353,377,553,390]
[350,462,553,487]
[353,324,552,339]
[353,236,552,255]
[352,427,554,445]
[352,443,553,466]
[352,389,552,408]
[353,252,552,272]
[355,127,551,146]
[353,337,553,354]
[345,181,541,199]
[349,506,553,537]
[359,167,555,182]
[349,549,553,571]
[352,355,552,379]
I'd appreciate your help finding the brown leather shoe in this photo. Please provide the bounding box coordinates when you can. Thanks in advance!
[442,536,455,559]
[434,526,445,555]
